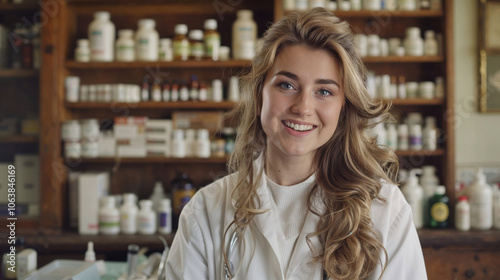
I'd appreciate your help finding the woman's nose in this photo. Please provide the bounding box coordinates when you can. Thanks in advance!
[290,91,313,116]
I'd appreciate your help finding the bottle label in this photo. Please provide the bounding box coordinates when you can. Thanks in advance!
[173,40,190,60]
[173,189,196,215]
[159,212,171,228]
[431,202,449,222]
[90,30,104,54]
[191,42,204,59]
[204,34,220,57]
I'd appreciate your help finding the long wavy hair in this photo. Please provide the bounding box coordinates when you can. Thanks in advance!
[224,7,398,280]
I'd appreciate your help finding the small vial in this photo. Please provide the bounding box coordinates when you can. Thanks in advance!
[75,39,90,62]
[171,81,179,102]
[212,79,223,102]
[204,19,221,60]
[199,81,208,101]
[424,30,438,56]
[185,129,196,157]
[398,76,407,99]
[435,76,444,98]
[173,24,190,61]
[189,76,199,101]
[228,76,240,102]
[390,76,398,99]
[189,29,205,61]
[386,124,398,150]
[141,80,150,101]
[151,79,162,102]
[172,129,186,158]
[179,80,189,101]
[196,129,211,158]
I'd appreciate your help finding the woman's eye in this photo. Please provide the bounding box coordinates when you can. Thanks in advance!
[278,82,294,90]
[317,89,332,96]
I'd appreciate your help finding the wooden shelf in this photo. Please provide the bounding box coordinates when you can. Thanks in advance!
[65,60,252,69]
[65,101,235,110]
[418,229,500,250]
[395,149,444,157]
[0,135,38,143]
[362,56,443,63]
[77,156,228,163]
[285,10,443,18]
[0,2,39,11]
[383,98,445,106]
[0,69,39,78]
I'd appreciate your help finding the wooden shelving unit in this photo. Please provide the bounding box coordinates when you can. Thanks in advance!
[0,2,39,11]
[395,149,445,157]
[65,59,251,69]
[65,101,235,110]
[362,55,443,63]
[0,135,38,143]
[76,156,228,164]
[0,69,39,78]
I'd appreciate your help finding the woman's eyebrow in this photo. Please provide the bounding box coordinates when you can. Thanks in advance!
[275,71,340,88]
[316,78,340,88]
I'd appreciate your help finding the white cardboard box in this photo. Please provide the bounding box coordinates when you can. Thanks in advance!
[17,248,37,279]
[14,154,40,204]
[78,172,109,235]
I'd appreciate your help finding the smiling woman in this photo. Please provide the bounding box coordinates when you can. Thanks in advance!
[166,7,427,280]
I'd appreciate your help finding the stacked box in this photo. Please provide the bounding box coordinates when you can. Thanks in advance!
[98,131,116,157]
[14,155,40,216]
[146,119,172,157]
[114,116,147,157]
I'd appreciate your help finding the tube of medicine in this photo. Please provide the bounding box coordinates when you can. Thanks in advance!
[127,244,140,278]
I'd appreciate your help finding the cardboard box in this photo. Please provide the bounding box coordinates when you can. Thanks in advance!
[14,154,40,204]
[78,172,109,235]
[146,119,173,135]
[172,111,223,135]
[17,248,37,279]
[147,144,170,157]
[117,145,146,157]
[98,135,116,157]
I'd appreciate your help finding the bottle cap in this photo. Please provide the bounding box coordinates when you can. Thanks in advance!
[159,198,171,210]
[94,11,110,20]
[153,182,164,194]
[123,193,137,203]
[435,185,446,195]
[237,10,253,19]
[475,168,487,184]
[138,19,156,29]
[118,29,134,38]
[139,199,153,209]
[100,196,115,207]
[185,129,196,140]
[188,29,204,41]
[406,27,421,37]
[458,196,468,202]
[175,24,188,35]
[204,19,218,30]
[421,165,435,174]
[160,38,172,46]
[77,39,89,47]
[425,30,435,38]
[173,129,184,140]
[406,169,422,186]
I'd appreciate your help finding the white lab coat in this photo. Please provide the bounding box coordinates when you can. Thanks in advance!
[166,158,427,280]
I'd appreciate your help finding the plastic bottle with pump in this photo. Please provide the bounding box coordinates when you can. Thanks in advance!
[150,181,166,212]
[401,169,424,229]
[468,168,493,230]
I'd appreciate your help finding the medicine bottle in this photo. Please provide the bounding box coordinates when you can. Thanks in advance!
[138,200,156,235]
[141,80,150,101]
[204,19,220,60]
[494,185,500,229]
[429,186,449,229]
[179,80,189,102]
[199,81,208,101]
[150,181,165,212]
[424,30,438,56]
[228,76,240,102]
[420,165,439,226]
[185,129,196,157]
[400,0,417,10]
[468,168,493,230]
[75,39,90,62]
[409,124,422,151]
[88,11,115,62]
[99,196,120,235]
[189,29,205,61]
[162,81,171,102]
[189,75,199,101]
[196,129,211,158]
[151,79,162,102]
[401,169,424,229]
[159,38,173,62]
[423,116,437,151]
[171,172,196,230]
[136,19,159,61]
[158,198,172,234]
[397,124,409,151]
[120,193,138,235]
[363,0,381,11]
[170,80,179,102]
[386,124,398,150]
[435,76,444,98]
[398,76,407,99]
[455,196,470,231]
[115,29,135,62]
[212,79,223,102]
[173,24,190,61]
[404,27,424,56]
[172,129,186,158]
[232,10,257,60]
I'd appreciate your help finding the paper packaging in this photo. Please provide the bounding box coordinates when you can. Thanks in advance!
[98,134,116,157]
[78,172,109,235]
[117,145,146,157]
[17,248,37,279]
[114,116,147,139]
[14,154,40,204]
[146,119,173,135]
[0,163,12,204]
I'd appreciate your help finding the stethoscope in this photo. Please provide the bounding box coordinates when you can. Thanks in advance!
[222,227,330,280]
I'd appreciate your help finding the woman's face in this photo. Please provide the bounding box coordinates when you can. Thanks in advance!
[260,44,345,162]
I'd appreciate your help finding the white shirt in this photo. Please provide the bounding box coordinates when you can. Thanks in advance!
[166,158,427,280]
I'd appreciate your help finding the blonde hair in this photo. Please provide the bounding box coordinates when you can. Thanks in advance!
[225,8,398,280]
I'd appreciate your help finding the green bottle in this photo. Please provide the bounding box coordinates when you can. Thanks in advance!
[429,186,449,228]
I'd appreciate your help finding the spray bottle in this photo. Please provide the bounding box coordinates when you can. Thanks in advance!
[401,169,424,229]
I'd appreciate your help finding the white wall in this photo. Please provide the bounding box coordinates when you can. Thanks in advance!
[454,0,500,167]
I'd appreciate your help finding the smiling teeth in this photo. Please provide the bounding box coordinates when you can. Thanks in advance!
[285,121,313,131]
